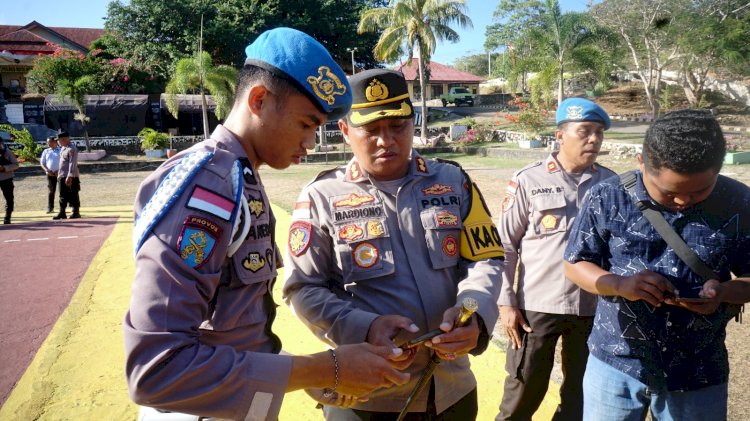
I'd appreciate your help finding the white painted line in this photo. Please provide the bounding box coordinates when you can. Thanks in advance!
[27,238,49,241]
[4,239,21,243]
[58,236,78,239]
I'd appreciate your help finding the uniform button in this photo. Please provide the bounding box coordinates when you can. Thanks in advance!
[671,267,678,273]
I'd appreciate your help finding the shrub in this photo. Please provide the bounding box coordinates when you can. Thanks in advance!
[138,128,169,151]
[503,96,551,138]
[0,124,42,162]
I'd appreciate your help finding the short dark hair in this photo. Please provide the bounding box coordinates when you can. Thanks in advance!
[642,109,726,174]
[233,65,298,110]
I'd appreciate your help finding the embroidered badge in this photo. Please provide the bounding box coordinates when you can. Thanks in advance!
[242,252,266,272]
[348,162,362,181]
[422,184,454,195]
[501,194,515,213]
[435,210,460,227]
[443,235,458,256]
[541,214,558,230]
[247,191,265,218]
[506,180,518,195]
[306,66,347,105]
[334,193,375,208]
[293,201,312,220]
[565,105,584,120]
[238,157,257,185]
[353,242,379,268]
[416,156,428,173]
[367,220,385,237]
[338,224,364,241]
[177,215,223,269]
[288,221,312,257]
[365,79,389,102]
[547,160,558,173]
[187,186,235,221]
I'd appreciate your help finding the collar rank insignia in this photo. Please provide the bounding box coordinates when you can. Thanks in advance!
[422,183,454,195]
[415,156,428,174]
[288,221,312,257]
[443,235,458,256]
[178,216,223,269]
[338,224,364,241]
[565,105,584,120]
[242,252,266,272]
[353,242,379,268]
[547,160,558,173]
[247,192,265,218]
[541,214,558,230]
[306,66,347,105]
[238,158,257,185]
[334,193,375,208]
[348,161,363,181]
[366,220,385,237]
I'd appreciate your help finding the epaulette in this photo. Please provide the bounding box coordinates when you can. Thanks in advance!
[312,166,343,181]
[512,160,544,179]
[434,157,463,169]
[133,151,244,255]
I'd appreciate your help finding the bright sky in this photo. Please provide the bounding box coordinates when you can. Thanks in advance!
[1,0,593,65]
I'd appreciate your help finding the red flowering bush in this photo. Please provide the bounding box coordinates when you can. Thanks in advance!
[503,96,551,138]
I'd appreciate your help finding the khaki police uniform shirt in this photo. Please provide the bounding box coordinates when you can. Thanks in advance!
[283,152,503,414]
[124,125,290,421]
[58,143,79,178]
[498,154,616,316]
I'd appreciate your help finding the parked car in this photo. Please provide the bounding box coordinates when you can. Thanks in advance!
[439,87,475,107]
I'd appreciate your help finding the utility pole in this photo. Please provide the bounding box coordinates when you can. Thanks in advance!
[488,51,491,78]
[347,47,358,75]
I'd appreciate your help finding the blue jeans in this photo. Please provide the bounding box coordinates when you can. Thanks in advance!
[583,356,727,421]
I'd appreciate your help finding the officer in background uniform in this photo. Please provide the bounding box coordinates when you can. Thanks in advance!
[40,136,61,214]
[283,69,504,420]
[495,98,615,420]
[124,28,409,421]
[0,132,19,224]
[53,131,81,220]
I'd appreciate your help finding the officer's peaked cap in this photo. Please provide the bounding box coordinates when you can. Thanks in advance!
[556,97,611,130]
[346,69,414,127]
[244,27,352,121]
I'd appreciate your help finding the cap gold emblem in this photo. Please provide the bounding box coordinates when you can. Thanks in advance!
[307,66,347,105]
[541,214,558,230]
[365,79,389,102]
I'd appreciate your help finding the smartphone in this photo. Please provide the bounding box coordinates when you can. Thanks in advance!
[675,296,711,303]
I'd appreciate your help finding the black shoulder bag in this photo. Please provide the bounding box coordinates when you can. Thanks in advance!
[620,170,743,321]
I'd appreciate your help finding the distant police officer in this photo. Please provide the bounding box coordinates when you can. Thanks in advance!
[53,131,81,220]
[40,136,61,214]
[124,28,409,421]
[283,69,504,420]
[0,132,19,224]
[496,98,615,420]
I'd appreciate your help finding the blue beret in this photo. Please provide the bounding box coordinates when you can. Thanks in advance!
[556,98,610,130]
[244,27,352,120]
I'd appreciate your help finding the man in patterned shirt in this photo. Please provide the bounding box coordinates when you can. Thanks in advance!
[564,109,750,420]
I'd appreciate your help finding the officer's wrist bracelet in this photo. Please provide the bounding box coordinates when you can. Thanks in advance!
[322,349,339,398]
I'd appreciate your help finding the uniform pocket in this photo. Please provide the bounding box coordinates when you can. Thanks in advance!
[530,193,567,236]
[420,207,462,269]
[336,233,395,281]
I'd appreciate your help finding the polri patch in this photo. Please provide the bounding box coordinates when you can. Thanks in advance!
[177,215,223,269]
[289,221,312,256]
[187,186,235,221]
[353,242,379,268]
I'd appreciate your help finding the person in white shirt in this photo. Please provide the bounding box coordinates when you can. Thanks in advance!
[40,136,61,214]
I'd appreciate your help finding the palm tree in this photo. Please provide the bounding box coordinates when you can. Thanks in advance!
[358,0,472,143]
[528,0,597,105]
[165,51,237,139]
[56,75,97,152]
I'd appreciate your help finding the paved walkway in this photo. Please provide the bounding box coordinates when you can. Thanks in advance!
[0,206,559,420]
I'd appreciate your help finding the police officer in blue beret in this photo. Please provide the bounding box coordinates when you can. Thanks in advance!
[125,27,409,421]
[496,97,614,420]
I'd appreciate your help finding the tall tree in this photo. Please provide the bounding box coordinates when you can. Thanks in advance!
[358,0,472,142]
[165,51,237,138]
[55,75,98,152]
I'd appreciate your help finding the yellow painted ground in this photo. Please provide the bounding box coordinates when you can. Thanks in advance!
[1,205,559,420]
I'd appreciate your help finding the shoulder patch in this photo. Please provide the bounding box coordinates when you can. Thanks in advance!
[288,221,312,257]
[177,215,222,269]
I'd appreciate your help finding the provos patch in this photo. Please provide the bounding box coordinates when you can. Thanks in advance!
[288,221,312,257]
[186,186,235,221]
[177,215,223,269]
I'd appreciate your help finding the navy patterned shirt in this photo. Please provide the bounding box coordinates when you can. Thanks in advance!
[564,170,750,391]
